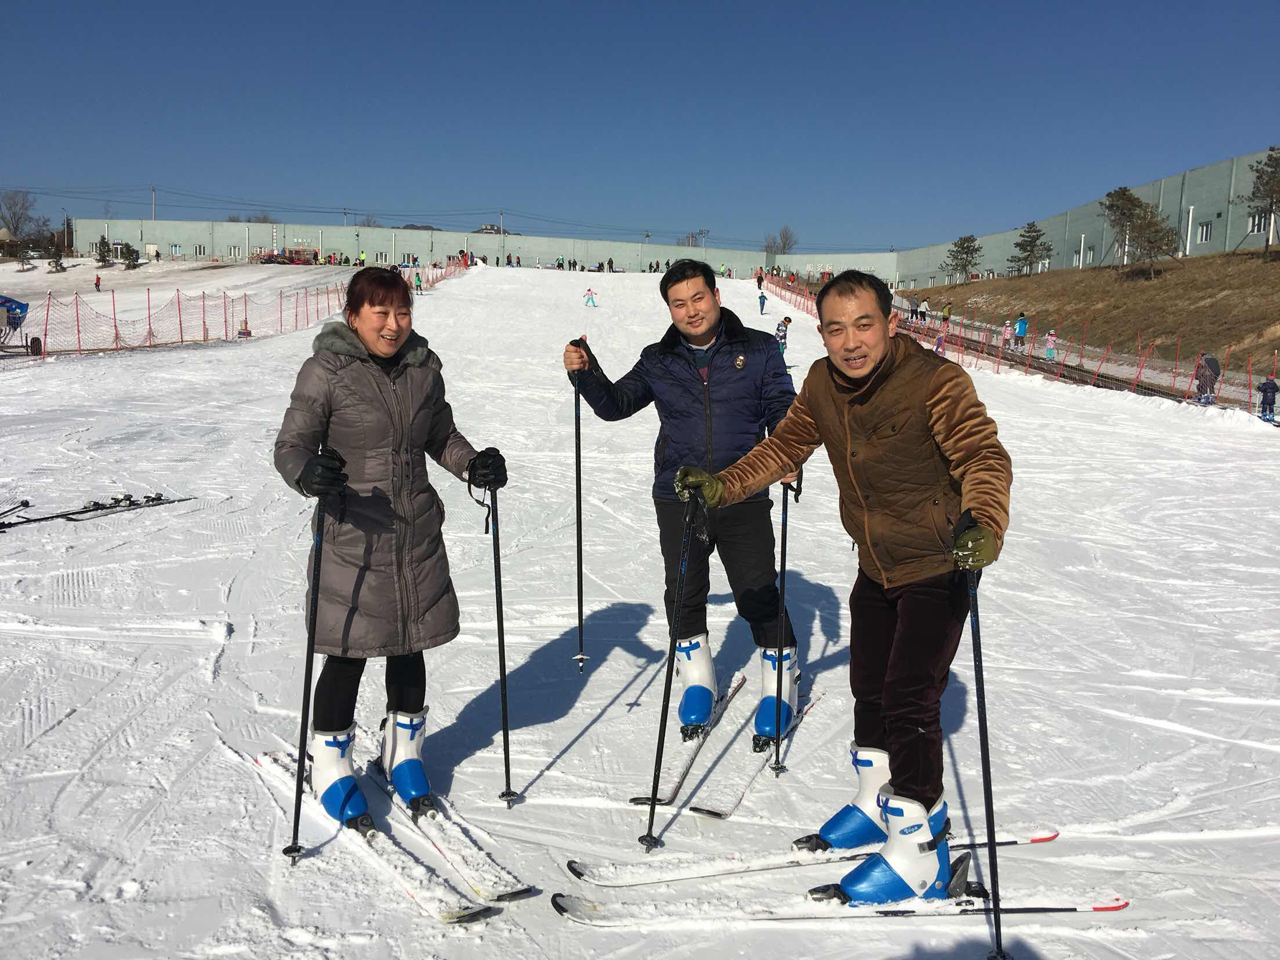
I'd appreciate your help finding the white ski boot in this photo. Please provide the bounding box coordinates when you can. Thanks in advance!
[675,633,716,736]
[794,744,891,852]
[310,723,372,828]
[752,645,798,749]
[379,708,432,815]
[836,786,953,904]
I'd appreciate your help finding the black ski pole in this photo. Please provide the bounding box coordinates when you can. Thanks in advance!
[489,486,521,808]
[638,491,701,852]
[282,496,327,865]
[770,470,801,776]
[967,569,1008,960]
[573,357,587,674]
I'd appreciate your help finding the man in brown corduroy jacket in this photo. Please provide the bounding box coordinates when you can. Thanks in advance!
[676,269,1012,904]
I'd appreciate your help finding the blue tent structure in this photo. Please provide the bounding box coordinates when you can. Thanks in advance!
[0,294,34,353]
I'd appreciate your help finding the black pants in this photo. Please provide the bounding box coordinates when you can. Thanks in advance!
[655,498,795,648]
[848,569,973,809]
[312,652,426,732]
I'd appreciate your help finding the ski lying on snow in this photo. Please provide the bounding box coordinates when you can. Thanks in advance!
[565,827,1059,888]
[0,493,194,531]
[254,751,493,924]
[687,688,826,821]
[361,762,534,903]
[629,673,746,807]
[550,890,1128,927]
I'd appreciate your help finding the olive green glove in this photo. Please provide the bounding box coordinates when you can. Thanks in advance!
[674,466,724,507]
[952,509,999,570]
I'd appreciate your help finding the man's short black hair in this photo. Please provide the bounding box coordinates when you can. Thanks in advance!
[660,259,716,303]
[815,270,892,323]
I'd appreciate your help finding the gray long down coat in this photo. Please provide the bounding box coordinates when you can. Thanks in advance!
[274,321,478,658]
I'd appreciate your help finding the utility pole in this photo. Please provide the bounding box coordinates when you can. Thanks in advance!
[61,208,69,252]
[500,209,506,264]
[151,186,155,220]
[343,207,348,227]
[700,228,708,253]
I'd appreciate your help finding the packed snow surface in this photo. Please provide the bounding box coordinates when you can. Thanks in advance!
[1,265,1277,958]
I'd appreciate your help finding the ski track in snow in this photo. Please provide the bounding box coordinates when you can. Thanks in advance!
[1,264,1278,958]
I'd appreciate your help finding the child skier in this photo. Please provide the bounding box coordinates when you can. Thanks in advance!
[274,267,507,828]
[1013,312,1029,352]
[1258,374,1278,422]
[583,288,597,308]
[414,271,423,295]
[775,316,791,354]
[94,275,101,292]
[1045,330,1057,361]
[759,290,768,315]
[1001,320,1013,352]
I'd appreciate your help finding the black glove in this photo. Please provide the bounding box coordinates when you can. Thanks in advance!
[298,447,347,497]
[467,447,507,490]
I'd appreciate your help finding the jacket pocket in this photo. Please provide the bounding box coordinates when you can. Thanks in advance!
[654,433,669,474]
[869,410,912,442]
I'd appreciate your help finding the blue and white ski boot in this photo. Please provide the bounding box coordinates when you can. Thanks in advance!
[310,723,373,832]
[675,633,716,739]
[832,786,953,904]
[793,745,890,852]
[379,708,433,816]
[751,645,798,752]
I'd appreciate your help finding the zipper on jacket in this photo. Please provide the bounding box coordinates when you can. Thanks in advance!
[387,375,414,643]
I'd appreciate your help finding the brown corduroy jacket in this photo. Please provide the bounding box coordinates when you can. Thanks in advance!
[718,334,1012,587]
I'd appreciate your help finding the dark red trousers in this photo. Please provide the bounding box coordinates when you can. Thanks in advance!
[849,569,973,810]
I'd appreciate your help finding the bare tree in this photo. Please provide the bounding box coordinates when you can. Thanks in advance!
[763,233,780,254]
[357,214,380,227]
[247,211,277,223]
[225,214,242,222]
[0,190,37,241]
[778,225,798,254]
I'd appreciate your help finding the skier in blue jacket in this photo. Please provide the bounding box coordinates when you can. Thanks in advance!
[1258,375,1278,422]
[562,259,800,739]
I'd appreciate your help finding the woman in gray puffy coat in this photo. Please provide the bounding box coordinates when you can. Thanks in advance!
[274,267,507,826]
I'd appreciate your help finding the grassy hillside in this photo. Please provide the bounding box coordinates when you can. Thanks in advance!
[895,251,1280,367]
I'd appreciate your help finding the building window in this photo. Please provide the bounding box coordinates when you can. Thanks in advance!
[253,246,267,255]
[194,244,206,256]
[1197,222,1212,244]
[1072,250,1081,267]
[1248,212,1270,234]
[228,245,242,258]
[928,276,935,287]
[1086,246,1094,264]
[374,251,389,264]
[170,244,181,256]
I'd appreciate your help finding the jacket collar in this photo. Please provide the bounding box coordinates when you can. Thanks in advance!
[658,306,749,354]
[825,333,907,402]
[312,320,432,368]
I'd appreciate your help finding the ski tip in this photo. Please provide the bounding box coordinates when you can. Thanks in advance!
[490,885,538,903]
[1030,829,1060,843]
[628,795,666,806]
[443,904,497,924]
[1093,898,1130,912]
[551,892,572,917]
[566,860,588,881]
[688,806,728,820]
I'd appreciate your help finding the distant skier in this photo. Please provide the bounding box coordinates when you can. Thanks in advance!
[674,268,1011,908]
[1258,374,1278,422]
[94,274,101,292]
[273,266,508,828]
[561,259,798,740]
[1196,355,1221,405]
[909,294,918,321]
[775,316,791,354]
[1044,329,1057,361]
[919,297,930,323]
[758,290,768,315]
[1013,312,1029,352]
[583,288,598,307]
[414,271,423,295]
[607,257,614,273]
[1001,320,1013,352]
[756,273,764,292]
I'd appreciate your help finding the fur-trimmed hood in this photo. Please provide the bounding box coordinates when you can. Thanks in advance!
[312,320,434,368]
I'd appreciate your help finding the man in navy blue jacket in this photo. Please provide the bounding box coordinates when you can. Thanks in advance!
[562,259,800,739]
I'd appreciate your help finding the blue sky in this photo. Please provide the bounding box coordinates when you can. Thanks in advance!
[8,0,1275,251]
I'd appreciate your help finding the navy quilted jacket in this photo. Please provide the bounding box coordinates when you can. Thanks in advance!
[572,308,796,501]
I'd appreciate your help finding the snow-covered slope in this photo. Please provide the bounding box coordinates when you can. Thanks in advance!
[1,266,1277,958]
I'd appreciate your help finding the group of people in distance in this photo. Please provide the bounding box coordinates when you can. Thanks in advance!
[275,258,1011,908]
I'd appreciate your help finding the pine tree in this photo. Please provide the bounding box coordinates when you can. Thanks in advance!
[1127,200,1179,279]
[1236,145,1280,261]
[1099,187,1143,266]
[940,235,983,282]
[96,234,111,267]
[1007,221,1052,276]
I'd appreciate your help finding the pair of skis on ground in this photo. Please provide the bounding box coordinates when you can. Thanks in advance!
[629,671,825,820]
[255,746,533,925]
[0,493,193,531]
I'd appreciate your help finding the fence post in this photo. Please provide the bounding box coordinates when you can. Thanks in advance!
[223,293,229,340]
[1172,337,1181,389]
[1129,343,1155,392]
[1215,346,1232,403]
[294,293,299,330]
[43,293,51,359]
[1023,321,1037,374]
[146,288,153,347]
[279,290,283,332]
[1272,350,1277,379]
[1090,341,1112,387]
[177,289,184,344]
[243,294,248,334]
[112,290,119,349]
[1057,337,1073,381]
[1079,321,1088,366]
[327,285,331,316]
[1182,353,1203,403]
[74,294,82,354]
[202,291,207,342]
[1247,354,1253,415]
[304,288,309,327]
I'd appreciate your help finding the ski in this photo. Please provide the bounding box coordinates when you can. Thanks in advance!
[564,827,1059,888]
[254,751,494,924]
[550,890,1129,926]
[687,688,826,821]
[0,493,194,531]
[361,760,534,903]
[628,673,746,807]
